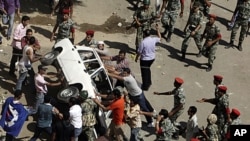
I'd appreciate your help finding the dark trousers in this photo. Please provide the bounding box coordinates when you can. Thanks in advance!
[30,126,52,141]
[130,92,154,123]
[9,47,22,74]
[5,133,14,141]
[140,59,155,89]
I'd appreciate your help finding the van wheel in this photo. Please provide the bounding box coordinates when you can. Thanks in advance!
[57,86,79,103]
[40,51,59,65]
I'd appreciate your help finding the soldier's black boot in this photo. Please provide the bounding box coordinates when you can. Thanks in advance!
[196,50,202,57]
[238,42,243,51]
[166,32,172,42]
[206,64,213,72]
[172,130,179,140]
[225,40,234,49]
[181,50,186,60]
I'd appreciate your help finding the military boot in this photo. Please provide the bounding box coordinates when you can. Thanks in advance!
[181,49,186,60]
[166,32,172,42]
[225,40,234,49]
[206,64,213,72]
[196,50,202,58]
[161,25,169,36]
[238,42,243,51]
[172,130,179,140]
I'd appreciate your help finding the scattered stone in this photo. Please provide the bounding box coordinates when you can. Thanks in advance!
[118,22,122,27]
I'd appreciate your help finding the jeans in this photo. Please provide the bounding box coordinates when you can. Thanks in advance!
[16,70,28,90]
[140,59,155,89]
[34,92,45,113]
[74,127,82,141]
[30,126,52,141]
[130,127,141,141]
[130,92,154,123]
[9,47,22,75]
[2,13,15,38]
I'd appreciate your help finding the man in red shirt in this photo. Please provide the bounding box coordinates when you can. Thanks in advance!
[94,89,128,141]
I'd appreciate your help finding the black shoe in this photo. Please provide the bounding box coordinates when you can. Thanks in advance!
[181,52,185,60]
[225,41,234,49]
[196,51,202,57]
[238,44,243,51]
[166,37,171,42]
[206,65,212,72]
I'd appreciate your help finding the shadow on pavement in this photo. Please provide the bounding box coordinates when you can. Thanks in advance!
[104,40,136,55]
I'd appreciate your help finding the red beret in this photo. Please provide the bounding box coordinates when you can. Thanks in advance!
[175,77,184,84]
[218,85,227,92]
[62,9,70,15]
[231,108,240,116]
[209,14,217,19]
[86,30,94,36]
[190,138,200,141]
[214,75,223,81]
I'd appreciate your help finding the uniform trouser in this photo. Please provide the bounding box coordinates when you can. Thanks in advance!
[140,59,155,88]
[161,10,178,33]
[181,30,202,52]
[135,26,150,49]
[201,42,217,65]
[216,116,227,139]
[106,121,127,141]
[230,19,248,43]
[82,126,96,141]
[9,47,22,74]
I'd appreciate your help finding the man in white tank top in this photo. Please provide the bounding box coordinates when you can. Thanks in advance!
[15,36,41,91]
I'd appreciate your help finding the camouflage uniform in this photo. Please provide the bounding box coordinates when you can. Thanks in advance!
[224,117,241,139]
[214,93,229,138]
[78,38,97,47]
[56,18,75,42]
[161,0,182,39]
[181,10,203,54]
[81,98,97,141]
[133,6,154,49]
[156,118,175,141]
[191,0,211,16]
[170,87,185,124]
[230,0,250,49]
[200,22,220,67]
[205,124,220,141]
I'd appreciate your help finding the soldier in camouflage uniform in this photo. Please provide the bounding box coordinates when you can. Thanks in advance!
[201,114,220,141]
[158,0,184,42]
[213,75,223,99]
[227,0,250,51]
[197,85,231,140]
[155,109,175,141]
[154,77,185,140]
[197,14,221,72]
[133,0,155,51]
[224,108,241,140]
[50,9,75,43]
[190,0,211,17]
[181,3,203,59]
[78,91,97,141]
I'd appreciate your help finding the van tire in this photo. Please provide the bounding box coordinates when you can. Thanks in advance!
[40,51,59,65]
[57,86,79,103]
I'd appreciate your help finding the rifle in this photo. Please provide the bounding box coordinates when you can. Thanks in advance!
[126,17,157,30]
[246,21,250,37]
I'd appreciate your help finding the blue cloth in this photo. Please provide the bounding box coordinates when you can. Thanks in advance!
[0,97,28,137]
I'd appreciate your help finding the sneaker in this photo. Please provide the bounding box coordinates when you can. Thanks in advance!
[147,122,155,128]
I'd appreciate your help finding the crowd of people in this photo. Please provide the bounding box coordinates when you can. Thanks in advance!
[0,0,249,141]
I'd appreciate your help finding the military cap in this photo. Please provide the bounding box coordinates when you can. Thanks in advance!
[218,85,227,92]
[231,108,240,116]
[86,30,94,36]
[214,75,223,81]
[209,14,217,19]
[175,77,184,84]
[63,9,70,15]
[190,138,200,141]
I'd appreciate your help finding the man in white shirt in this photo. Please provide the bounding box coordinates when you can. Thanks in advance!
[69,97,82,141]
[186,106,198,141]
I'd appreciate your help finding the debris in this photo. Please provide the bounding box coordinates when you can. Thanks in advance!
[117,22,122,27]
